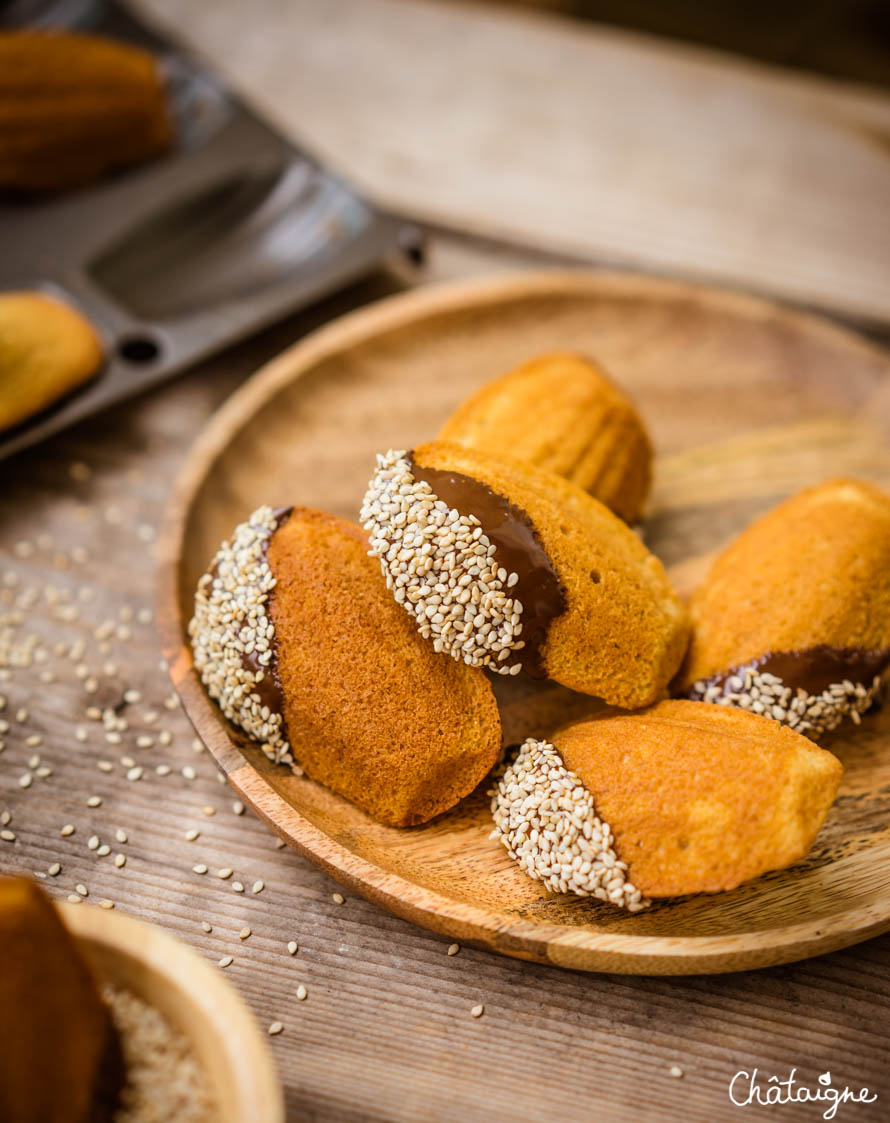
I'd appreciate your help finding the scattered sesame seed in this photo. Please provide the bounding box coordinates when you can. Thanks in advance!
[19,773,32,789]
[287,941,298,956]
[115,828,128,844]
[97,845,110,857]
[232,801,245,816]
[182,766,196,781]
[114,853,126,868]
[155,764,171,776]
[201,921,212,933]
[120,755,135,768]
[296,985,307,1001]
[48,863,61,876]
[490,739,647,910]
[185,829,200,841]
[126,766,143,782]
[268,1022,283,1036]
[0,810,8,825]
[123,689,141,704]
[136,735,154,749]
[15,707,28,723]
[251,880,264,895]
[202,806,215,817]
[25,734,42,748]
[193,864,208,875]
[447,943,460,956]
[87,795,102,808]
[332,893,345,905]
[669,1065,684,1079]
[218,956,233,968]
[67,894,82,904]
[1,829,15,842]
[232,881,244,893]
[97,760,113,772]
[158,730,172,747]
[60,824,75,837]
[191,738,204,753]
[35,766,53,778]
[471,1005,484,1018]
[239,927,251,940]
[218,868,233,880]
[99,900,115,910]
[88,835,100,850]
[76,883,88,897]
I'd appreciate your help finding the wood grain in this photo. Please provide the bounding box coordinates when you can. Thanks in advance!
[1,239,889,1121]
[158,271,890,976]
[63,903,284,1122]
[134,0,890,325]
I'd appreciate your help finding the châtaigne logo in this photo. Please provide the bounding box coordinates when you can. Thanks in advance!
[729,1069,878,1119]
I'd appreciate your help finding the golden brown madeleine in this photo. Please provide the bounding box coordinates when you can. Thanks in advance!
[190,506,500,827]
[0,291,103,431]
[361,441,689,707]
[438,353,653,522]
[676,478,890,737]
[491,702,842,903]
[0,31,172,193]
[0,877,116,1123]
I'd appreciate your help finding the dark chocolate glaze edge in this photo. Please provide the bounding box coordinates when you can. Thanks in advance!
[686,644,890,698]
[408,455,567,678]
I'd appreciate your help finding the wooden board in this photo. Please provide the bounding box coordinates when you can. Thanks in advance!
[157,270,890,975]
[134,0,890,326]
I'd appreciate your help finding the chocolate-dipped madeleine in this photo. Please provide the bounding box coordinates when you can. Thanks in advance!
[360,441,689,707]
[190,506,501,827]
[491,701,842,904]
[438,352,653,522]
[677,478,890,737]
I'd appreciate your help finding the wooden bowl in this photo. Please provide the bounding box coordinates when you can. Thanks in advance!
[158,270,890,975]
[61,903,284,1123]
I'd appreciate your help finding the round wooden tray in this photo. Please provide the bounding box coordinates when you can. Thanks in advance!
[158,271,890,975]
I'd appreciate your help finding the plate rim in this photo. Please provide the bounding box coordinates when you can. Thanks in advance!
[158,268,890,974]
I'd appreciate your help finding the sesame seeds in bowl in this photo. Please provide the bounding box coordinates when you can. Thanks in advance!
[188,505,294,769]
[359,449,526,674]
[490,738,647,911]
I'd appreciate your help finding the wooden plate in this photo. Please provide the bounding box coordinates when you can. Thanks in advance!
[158,271,890,975]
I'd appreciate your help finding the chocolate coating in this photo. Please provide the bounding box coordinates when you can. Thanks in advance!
[409,457,566,677]
[690,644,890,698]
[239,507,293,729]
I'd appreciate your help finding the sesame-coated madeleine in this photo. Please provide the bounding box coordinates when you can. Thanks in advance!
[438,353,653,522]
[190,506,500,827]
[0,291,103,432]
[491,701,842,902]
[676,478,890,738]
[360,441,689,708]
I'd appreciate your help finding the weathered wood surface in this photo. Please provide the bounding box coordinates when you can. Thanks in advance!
[134,0,890,326]
[2,238,889,1120]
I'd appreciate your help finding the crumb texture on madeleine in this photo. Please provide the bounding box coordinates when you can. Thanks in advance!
[557,701,843,897]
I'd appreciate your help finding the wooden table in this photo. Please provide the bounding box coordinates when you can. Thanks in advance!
[2,232,888,1122]
[5,0,890,1116]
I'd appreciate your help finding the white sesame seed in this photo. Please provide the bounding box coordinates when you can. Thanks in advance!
[88,835,100,850]
[86,796,102,808]
[75,883,88,897]
[193,864,208,875]
[60,824,75,837]
[48,863,61,876]
[155,764,171,776]
[490,739,647,911]
[251,880,264,895]
[239,927,251,940]
[1,829,15,842]
[232,800,245,816]
[18,773,32,789]
[201,921,212,932]
[268,1021,283,1035]
[126,766,143,781]
[670,1065,684,1078]
[218,868,233,880]
[218,955,233,968]
[99,899,115,910]
[67,894,82,904]
[471,1005,484,1018]
[97,845,110,857]
[185,829,200,841]
[115,828,128,844]
[202,806,216,817]
[25,734,42,748]
[287,941,298,956]
[182,766,196,780]
[296,985,307,1001]
[114,853,126,868]
[232,881,244,893]
[447,943,460,956]
[97,760,113,772]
